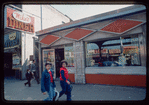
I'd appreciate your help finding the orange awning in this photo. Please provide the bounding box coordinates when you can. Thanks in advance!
[101,19,143,34]
[40,35,60,45]
[64,28,94,40]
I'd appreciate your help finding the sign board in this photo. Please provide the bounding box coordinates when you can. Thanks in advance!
[12,53,21,69]
[5,7,34,33]
[13,55,20,64]
[4,31,20,48]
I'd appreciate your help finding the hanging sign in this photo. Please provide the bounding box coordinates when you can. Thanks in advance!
[5,7,34,33]
[4,31,20,48]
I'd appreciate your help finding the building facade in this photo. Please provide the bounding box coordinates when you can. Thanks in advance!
[36,5,146,87]
[4,4,71,79]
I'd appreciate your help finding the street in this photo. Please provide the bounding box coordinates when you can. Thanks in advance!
[3,77,146,101]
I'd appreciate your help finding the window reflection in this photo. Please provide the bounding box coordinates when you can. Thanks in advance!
[85,35,141,67]
[64,44,74,67]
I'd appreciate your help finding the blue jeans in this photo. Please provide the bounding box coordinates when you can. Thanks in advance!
[59,81,71,101]
[44,84,55,101]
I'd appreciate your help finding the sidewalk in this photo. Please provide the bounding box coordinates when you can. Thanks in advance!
[3,78,146,101]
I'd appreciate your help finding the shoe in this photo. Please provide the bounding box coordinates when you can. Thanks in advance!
[53,90,59,101]
[24,83,26,86]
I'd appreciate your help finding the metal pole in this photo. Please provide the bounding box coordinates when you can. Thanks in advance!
[39,5,43,79]
[120,37,123,54]
[40,5,42,30]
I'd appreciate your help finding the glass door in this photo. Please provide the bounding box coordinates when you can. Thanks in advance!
[42,49,56,79]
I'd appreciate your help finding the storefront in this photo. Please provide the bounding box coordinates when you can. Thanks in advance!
[4,5,71,79]
[4,5,35,79]
[36,5,146,87]
[4,31,22,78]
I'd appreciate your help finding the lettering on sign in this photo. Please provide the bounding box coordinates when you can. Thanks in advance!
[13,11,31,23]
[7,16,34,33]
[6,8,34,33]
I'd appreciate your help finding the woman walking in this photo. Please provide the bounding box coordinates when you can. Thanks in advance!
[58,61,72,101]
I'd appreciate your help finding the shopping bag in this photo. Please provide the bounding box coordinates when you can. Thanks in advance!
[53,88,59,101]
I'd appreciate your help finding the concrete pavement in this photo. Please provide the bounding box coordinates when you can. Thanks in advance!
[3,77,146,101]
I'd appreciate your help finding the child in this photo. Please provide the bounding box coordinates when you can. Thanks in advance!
[58,61,72,101]
[41,63,59,101]
[24,69,33,87]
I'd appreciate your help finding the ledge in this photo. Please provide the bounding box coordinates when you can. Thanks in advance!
[85,66,146,75]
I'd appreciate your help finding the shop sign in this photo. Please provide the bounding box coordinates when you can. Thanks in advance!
[13,11,31,23]
[5,7,34,33]
[4,31,20,48]
[109,49,121,54]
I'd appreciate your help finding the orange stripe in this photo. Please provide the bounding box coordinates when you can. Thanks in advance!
[68,74,75,83]
[85,74,146,87]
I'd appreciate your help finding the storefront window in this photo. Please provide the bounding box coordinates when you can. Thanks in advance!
[43,49,55,71]
[64,44,74,67]
[85,35,141,67]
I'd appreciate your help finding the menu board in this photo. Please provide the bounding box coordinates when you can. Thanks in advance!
[42,49,55,78]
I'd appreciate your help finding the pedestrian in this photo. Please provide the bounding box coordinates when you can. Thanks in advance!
[30,60,39,84]
[41,63,59,101]
[24,69,33,87]
[58,60,72,101]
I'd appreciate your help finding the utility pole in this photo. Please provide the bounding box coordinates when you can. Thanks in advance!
[39,5,42,79]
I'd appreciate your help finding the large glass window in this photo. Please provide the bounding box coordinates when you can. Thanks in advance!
[64,44,74,67]
[85,35,141,67]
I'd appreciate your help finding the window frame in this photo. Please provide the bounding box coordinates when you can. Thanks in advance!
[85,34,141,67]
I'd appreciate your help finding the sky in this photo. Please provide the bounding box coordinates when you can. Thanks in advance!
[51,4,133,21]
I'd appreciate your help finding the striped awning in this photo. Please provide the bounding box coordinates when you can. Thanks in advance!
[40,35,60,45]
[101,19,143,34]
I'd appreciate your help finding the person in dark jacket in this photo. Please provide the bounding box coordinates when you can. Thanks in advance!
[30,60,39,84]
[24,69,33,87]
[41,63,59,101]
[58,61,72,101]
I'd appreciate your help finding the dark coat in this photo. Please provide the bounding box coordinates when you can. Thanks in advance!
[25,72,32,80]
[41,69,56,93]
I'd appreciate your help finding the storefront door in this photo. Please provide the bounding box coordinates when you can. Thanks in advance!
[42,49,56,78]
[4,53,15,77]
[55,48,64,78]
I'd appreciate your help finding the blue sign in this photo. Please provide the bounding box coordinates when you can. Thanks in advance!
[4,31,20,48]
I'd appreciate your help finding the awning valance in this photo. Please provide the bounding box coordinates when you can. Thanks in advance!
[40,35,60,45]
[100,19,143,34]
[64,28,94,40]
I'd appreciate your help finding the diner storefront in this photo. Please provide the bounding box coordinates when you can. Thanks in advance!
[4,5,71,79]
[36,5,146,87]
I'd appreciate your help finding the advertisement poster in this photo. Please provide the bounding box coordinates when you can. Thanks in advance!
[43,49,55,78]
[12,54,21,69]
[4,31,20,48]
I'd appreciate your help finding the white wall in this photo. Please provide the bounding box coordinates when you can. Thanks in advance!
[42,5,70,29]
[21,4,70,65]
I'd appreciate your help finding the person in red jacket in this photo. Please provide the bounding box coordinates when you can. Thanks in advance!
[58,60,72,101]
